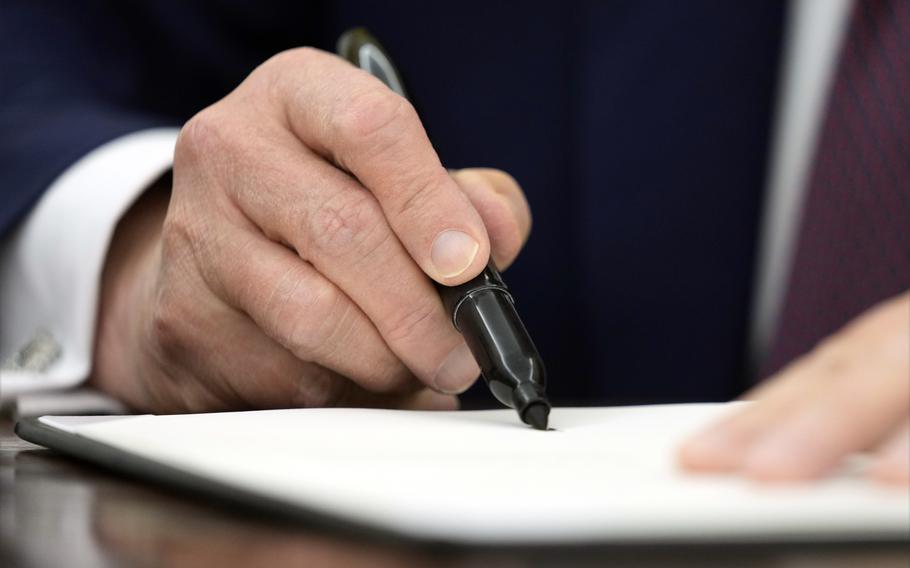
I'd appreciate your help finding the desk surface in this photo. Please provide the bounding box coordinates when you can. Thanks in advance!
[1,418,908,568]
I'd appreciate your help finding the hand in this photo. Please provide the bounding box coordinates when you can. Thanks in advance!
[679,292,910,486]
[90,48,531,412]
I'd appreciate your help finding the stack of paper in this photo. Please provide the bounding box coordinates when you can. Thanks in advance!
[38,403,910,544]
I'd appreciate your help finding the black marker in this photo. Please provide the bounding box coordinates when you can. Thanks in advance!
[337,28,551,430]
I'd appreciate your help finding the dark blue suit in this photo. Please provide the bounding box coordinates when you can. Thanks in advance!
[0,1,784,406]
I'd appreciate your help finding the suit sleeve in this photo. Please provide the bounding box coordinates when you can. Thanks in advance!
[0,1,320,398]
[0,3,187,397]
[0,3,188,235]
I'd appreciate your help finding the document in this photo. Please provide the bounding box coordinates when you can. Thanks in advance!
[38,403,910,544]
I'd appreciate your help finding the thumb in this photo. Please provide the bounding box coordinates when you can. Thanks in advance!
[451,168,532,271]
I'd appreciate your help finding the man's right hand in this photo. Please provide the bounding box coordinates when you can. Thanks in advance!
[90,48,532,412]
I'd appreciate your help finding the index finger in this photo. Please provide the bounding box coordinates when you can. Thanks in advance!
[263,48,490,285]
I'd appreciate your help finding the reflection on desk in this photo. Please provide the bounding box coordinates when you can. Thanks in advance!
[1,419,908,568]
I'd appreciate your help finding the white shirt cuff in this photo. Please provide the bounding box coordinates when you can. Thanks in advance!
[1,128,180,399]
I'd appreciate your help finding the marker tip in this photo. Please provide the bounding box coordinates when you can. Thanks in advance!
[523,403,550,431]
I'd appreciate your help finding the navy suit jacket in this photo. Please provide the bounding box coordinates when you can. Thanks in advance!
[0,1,784,406]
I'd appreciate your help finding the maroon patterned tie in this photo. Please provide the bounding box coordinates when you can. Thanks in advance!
[764,0,910,377]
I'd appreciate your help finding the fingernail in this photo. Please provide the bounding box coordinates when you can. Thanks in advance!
[431,230,479,278]
[433,342,480,394]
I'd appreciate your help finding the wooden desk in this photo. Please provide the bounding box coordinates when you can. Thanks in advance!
[2,418,907,568]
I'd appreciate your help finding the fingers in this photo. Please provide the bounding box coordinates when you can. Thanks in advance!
[169,48,532,403]
[166,304,355,410]
[199,216,416,393]
[451,168,531,270]
[151,263,457,411]
[208,145,480,394]
[679,293,910,482]
[215,321,458,411]
[678,356,830,471]
[181,305,457,411]
[264,48,490,284]
[740,367,907,481]
[682,350,907,481]
[870,422,910,486]
[204,319,458,411]
[342,386,460,411]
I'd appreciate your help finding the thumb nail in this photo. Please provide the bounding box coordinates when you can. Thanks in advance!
[431,230,479,279]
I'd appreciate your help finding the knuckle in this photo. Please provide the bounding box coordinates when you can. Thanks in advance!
[148,289,184,360]
[313,301,357,360]
[160,214,190,257]
[291,366,349,408]
[334,88,413,142]
[258,47,331,110]
[397,169,448,218]
[160,210,208,271]
[175,110,250,184]
[266,46,322,70]
[308,191,388,259]
[175,111,223,168]
[383,297,439,345]
[284,278,341,356]
[158,218,182,261]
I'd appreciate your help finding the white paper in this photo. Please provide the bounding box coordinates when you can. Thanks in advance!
[57,403,909,544]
